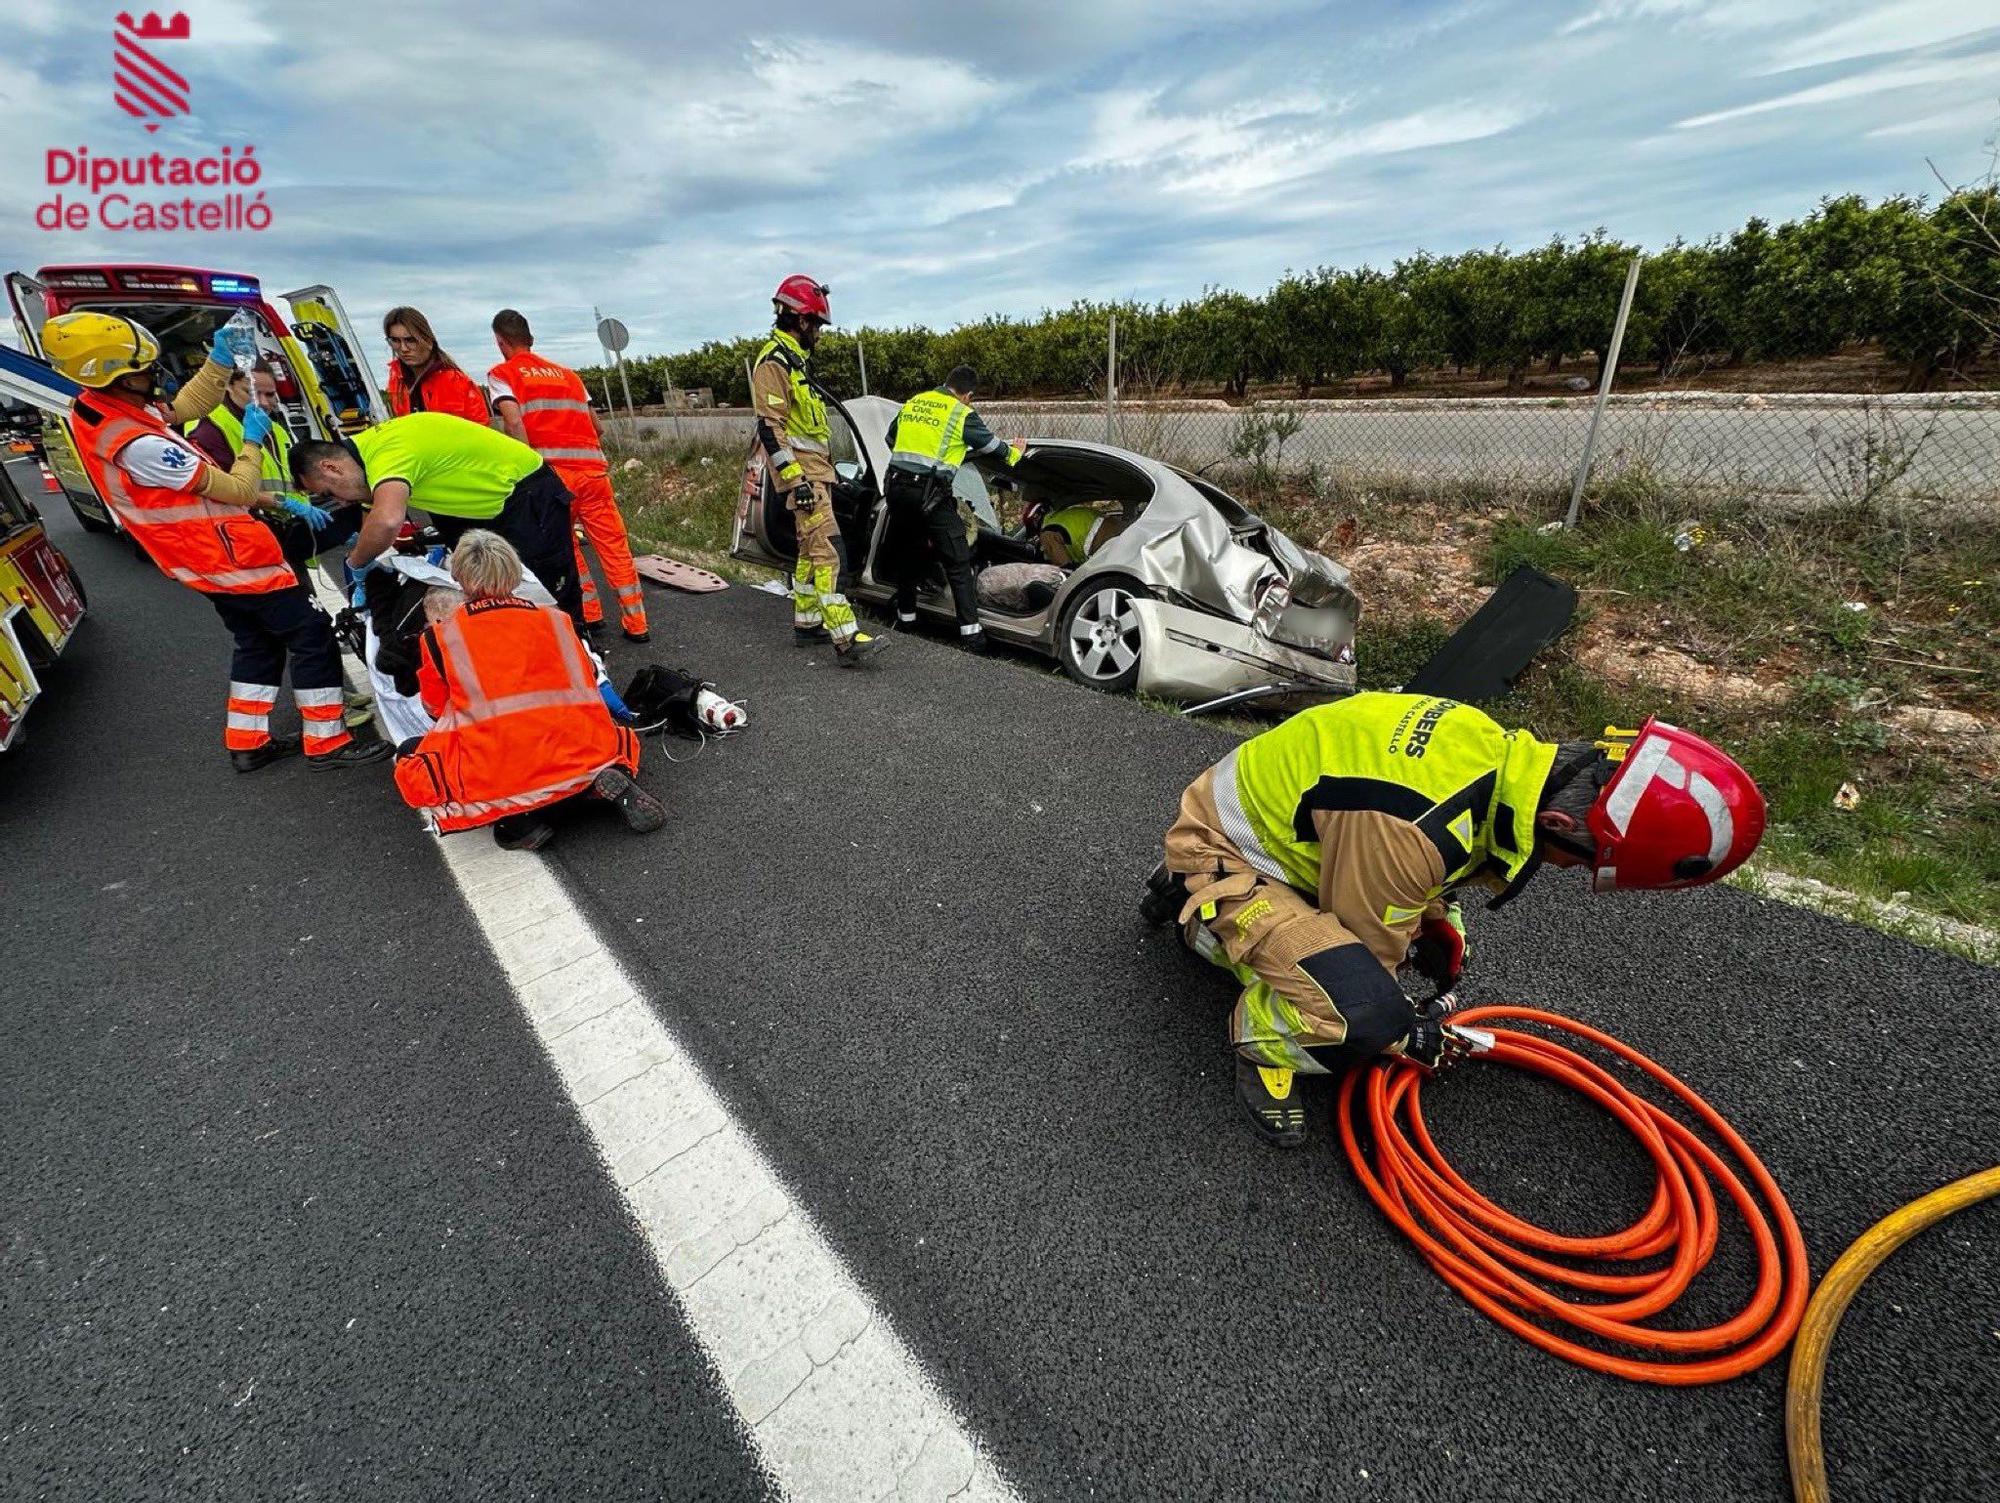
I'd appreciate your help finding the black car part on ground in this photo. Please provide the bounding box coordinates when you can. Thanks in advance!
[1405,565,1577,703]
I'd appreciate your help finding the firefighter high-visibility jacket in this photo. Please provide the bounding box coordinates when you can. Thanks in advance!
[394,595,639,833]
[386,360,491,425]
[185,400,294,501]
[884,388,1021,477]
[1166,693,1559,976]
[486,352,606,476]
[749,329,834,487]
[70,376,296,596]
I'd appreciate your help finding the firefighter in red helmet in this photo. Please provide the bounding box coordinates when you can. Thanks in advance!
[750,276,883,665]
[1144,693,1766,1147]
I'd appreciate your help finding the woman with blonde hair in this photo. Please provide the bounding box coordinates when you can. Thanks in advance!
[382,305,491,425]
[393,530,664,849]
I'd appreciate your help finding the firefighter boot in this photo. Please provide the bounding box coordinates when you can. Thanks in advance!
[836,632,887,668]
[1236,1060,1307,1149]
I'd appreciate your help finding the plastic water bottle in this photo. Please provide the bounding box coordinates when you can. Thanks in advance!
[221,309,260,373]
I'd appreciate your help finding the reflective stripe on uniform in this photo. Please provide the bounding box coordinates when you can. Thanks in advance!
[167,562,299,591]
[416,768,611,827]
[1212,749,1292,885]
[791,435,829,454]
[770,447,796,469]
[432,606,599,730]
[521,398,592,414]
[538,446,603,462]
[229,681,281,703]
[226,710,270,732]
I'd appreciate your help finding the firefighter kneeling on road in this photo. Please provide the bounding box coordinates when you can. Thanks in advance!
[753,275,882,666]
[883,365,1021,653]
[392,530,664,852]
[1146,692,1765,1148]
[41,311,385,771]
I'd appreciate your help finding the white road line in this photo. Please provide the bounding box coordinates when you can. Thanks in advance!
[314,571,1019,1500]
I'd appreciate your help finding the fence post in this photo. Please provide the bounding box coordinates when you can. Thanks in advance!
[1565,255,1643,529]
[744,357,755,410]
[857,336,869,396]
[1105,312,1118,444]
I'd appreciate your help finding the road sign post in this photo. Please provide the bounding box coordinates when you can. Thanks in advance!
[597,315,635,421]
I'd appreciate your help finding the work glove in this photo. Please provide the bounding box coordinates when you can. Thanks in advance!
[207,324,236,367]
[1409,902,1468,995]
[239,403,274,447]
[278,497,333,530]
[342,556,380,608]
[790,481,817,511]
[599,681,638,725]
[1399,1016,1495,1073]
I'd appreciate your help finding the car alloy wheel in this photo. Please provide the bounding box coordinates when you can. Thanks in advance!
[1061,579,1144,691]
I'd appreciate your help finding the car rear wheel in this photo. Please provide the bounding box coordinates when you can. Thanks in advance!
[1058,576,1145,693]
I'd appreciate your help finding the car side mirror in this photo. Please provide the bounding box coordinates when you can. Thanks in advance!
[835,460,861,483]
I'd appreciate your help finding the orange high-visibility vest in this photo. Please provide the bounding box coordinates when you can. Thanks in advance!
[489,350,605,476]
[394,596,638,833]
[385,361,491,424]
[69,392,297,595]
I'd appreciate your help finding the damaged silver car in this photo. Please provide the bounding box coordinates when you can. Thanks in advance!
[732,393,1360,702]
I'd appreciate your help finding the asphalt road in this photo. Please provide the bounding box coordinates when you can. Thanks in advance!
[5,474,1998,1500]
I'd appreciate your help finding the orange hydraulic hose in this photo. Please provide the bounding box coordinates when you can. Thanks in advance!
[1336,1005,1811,1385]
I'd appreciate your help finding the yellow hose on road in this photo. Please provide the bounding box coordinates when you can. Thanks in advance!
[1786,1165,2000,1503]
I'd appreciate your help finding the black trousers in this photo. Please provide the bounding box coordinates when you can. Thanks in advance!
[884,468,980,629]
[205,584,346,691]
[430,465,581,626]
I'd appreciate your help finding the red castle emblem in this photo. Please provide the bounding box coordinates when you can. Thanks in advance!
[115,11,192,133]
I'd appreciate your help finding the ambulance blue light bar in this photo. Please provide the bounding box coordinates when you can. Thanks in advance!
[208,275,260,297]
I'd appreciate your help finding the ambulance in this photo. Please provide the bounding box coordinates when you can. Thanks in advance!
[5,263,385,536]
[0,444,86,751]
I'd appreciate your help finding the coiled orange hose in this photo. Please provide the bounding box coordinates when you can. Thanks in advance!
[1336,1005,1810,1385]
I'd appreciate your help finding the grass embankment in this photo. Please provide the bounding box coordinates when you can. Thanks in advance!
[604,428,1997,951]
[1259,471,1999,946]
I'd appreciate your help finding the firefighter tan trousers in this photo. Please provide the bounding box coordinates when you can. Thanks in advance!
[563,467,648,636]
[1166,767,1409,1073]
[792,485,858,645]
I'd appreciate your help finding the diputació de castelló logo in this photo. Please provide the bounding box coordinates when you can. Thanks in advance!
[35,10,272,233]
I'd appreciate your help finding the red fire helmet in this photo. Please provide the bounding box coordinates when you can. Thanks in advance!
[1584,719,1766,892]
[773,275,831,322]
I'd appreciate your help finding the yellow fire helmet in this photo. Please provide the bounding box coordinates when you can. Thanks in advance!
[43,311,162,388]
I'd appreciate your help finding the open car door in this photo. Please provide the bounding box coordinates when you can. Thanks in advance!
[730,386,887,589]
[282,284,386,433]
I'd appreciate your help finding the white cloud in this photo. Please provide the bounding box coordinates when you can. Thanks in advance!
[1764,2,2000,74]
[1675,50,2000,128]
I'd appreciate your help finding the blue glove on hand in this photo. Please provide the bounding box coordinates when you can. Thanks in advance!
[207,325,235,367]
[599,681,638,725]
[239,403,274,446]
[342,556,380,607]
[279,497,333,529]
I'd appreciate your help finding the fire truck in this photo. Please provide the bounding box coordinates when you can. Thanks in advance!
[4,263,384,536]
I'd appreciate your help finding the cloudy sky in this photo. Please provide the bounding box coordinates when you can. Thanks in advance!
[3,1,1998,370]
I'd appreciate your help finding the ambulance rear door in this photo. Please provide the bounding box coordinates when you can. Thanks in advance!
[282,284,386,434]
[4,272,108,524]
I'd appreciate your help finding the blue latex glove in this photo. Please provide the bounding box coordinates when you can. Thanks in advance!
[207,324,234,366]
[342,556,380,607]
[279,496,333,529]
[350,578,369,609]
[239,403,274,446]
[599,682,638,725]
